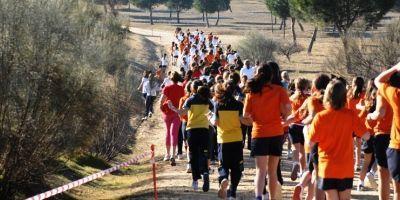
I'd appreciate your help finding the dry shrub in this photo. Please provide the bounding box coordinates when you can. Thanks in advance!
[0,0,137,198]
[326,20,400,79]
[236,32,280,63]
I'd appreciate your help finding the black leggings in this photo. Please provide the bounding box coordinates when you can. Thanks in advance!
[218,142,244,197]
[187,128,210,180]
[145,95,155,116]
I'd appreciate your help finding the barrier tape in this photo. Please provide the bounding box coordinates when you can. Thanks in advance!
[26,150,153,200]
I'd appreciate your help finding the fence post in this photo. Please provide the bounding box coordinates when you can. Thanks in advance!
[151,144,158,200]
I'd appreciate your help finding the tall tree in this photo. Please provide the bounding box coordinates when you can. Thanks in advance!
[265,0,296,43]
[215,0,231,26]
[130,0,166,25]
[194,0,218,27]
[289,0,321,53]
[305,0,396,69]
[165,0,194,24]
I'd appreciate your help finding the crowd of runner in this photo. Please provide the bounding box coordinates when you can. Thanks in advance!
[137,28,400,200]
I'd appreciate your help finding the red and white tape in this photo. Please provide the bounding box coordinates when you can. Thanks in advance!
[26,151,152,200]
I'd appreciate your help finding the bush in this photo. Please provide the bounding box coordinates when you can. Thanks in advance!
[326,20,400,79]
[278,42,304,62]
[236,32,280,63]
[0,0,134,198]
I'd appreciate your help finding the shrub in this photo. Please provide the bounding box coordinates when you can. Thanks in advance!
[236,32,280,63]
[0,0,133,198]
[278,42,304,62]
[326,20,400,79]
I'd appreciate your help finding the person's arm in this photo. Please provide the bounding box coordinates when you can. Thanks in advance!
[159,94,167,110]
[367,94,386,121]
[137,79,143,91]
[375,62,400,88]
[168,101,189,116]
[302,99,316,125]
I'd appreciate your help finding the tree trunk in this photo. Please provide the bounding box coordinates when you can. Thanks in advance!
[291,17,297,43]
[177,10,180,24]
[128,2,130,11]
[274,16,277,24]
[215,10,220,26]
[170,9,172,19]
[279,19,284,30]
[308,27,318,54]
[283,19,286,39]
[202,11,205,21]
[298,22,304,32]
[103,0,108,13]
[205,12,210,27]
[271,13,274,33]
[150,7,154,25]
[340,28,352,73]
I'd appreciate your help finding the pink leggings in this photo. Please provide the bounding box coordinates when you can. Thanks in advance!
[163,114,181,146]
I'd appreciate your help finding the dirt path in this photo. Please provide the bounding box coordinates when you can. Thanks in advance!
[69,27,382,200]
[118,28,381,200]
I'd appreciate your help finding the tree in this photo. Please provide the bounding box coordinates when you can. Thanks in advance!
[265,0,297,43]
[165,0,194,24]
[305,0,396,69]
[130,0,167,25]
[237,32,280,63]
[215,0,231,26]
[289,0,321,53]
[194,0,219,27]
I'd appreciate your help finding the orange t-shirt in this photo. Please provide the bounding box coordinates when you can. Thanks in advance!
[379,83,400,149]
[347,92,365,116]
[309,108,367,179]
[205,54,214,66]
[291,93,309,123]
[303,95,325,153]
[179,95,189,122]
[374,98,393,135]
[244,85,291,138]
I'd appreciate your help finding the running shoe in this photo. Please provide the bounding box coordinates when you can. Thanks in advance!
[170,157,176,166]
[218,178,228,199]
[292,185,302,200]
[192,180,198,191]
[202,173,210,192]
[262,193,269,200]
[186,164,192,173]
[366,172,378,189]
[163,155,170,161]
[141,116,147,121]
[148,112,153,118]
[291,163,300,181]
[177,154,184,160]
[357,183,365,191]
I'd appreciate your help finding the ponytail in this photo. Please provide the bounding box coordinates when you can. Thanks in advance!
[351,77,364,99]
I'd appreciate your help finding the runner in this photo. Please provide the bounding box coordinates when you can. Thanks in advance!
[308,79,370,200]
[169,80,214,192]
[179,81,193,173]
[143,72,160,120]
[291,74,330,200]
[347,77,366,171]
[374,63,400,200]
[159,72,185,166]
[243,64,291,200]
[288,78,310,181]
[212,81,245,199]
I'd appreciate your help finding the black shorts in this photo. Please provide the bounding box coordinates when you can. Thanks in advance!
[306,153,314,172]
[289,124,305,145]
[362,137,374,154]
[181,122,188,140]
[310,144,319,166]
[251,135,284,157]
[317,178,353,191]
[387,148,400,182]
[374,134,390,168]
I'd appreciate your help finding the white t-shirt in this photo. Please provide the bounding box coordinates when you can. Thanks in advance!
[227,54,235,64]
[144,80,159,96]
[240,66,256,80]
[162,78,172,88]
[161,57,168,66]
[141,77,149,94]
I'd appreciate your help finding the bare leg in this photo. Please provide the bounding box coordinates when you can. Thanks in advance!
[267,156,280,199]
[255,156,268,197]
[377,166,390,200]
[325,190,339,200]
[338,189,351,200]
